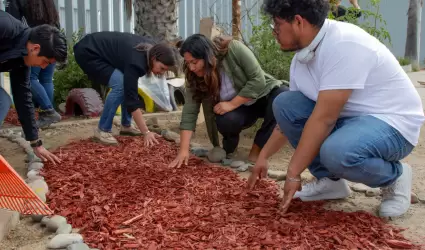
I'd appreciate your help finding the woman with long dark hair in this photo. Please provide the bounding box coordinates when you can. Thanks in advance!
[74,31,178,146]
[7,0,62,128]
[168,34,289,170]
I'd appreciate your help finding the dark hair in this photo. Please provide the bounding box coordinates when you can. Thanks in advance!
[25,0,59,27]
[29,24,67,64]
[262,0,330,27]
[179,34,232,103]
[135,42,178,74]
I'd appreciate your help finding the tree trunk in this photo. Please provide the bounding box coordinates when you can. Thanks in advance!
[125,0,178,42]
[405,0,423,68]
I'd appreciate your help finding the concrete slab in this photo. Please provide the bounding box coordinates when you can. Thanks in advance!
[0,209,20,242]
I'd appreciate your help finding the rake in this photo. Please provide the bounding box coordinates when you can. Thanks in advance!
[0,155,53,215]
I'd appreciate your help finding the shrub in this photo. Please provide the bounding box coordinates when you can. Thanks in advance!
[398,57,411,66]
[53,29,93,106]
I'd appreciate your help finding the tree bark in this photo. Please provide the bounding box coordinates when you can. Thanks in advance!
[124,0,178,42]
[405,0,423,68]
[232,0,241,40]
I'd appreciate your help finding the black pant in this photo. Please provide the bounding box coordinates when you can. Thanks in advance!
[215,85,289,154]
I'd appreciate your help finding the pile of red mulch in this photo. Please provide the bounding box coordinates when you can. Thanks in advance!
[3,108,68,126]
[42,137,421,249]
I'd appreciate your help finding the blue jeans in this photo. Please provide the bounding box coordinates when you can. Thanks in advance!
[98,69,132,132]
[0,87,12,126]
[30,63,55,111]
[272,91,413,188]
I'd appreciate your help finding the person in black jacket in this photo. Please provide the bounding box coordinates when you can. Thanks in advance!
[0,10,67,164]
[6,0,63,129]
[74,31,178,146]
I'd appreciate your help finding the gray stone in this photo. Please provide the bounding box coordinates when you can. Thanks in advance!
[27,169,40,179]
[221,158,232,166]
[189,142,202,149]
[190,147,209,157]
[47,233,83,249]
[47,215,67,232]
[28,179,49,194]
[416,192,425,204]
[36,192,47,203]
[56,223,73,234]
[365,188,380,197]
[67,243,90,250]
[411,192,419,204]
[28,162,44,171]
[350,183,369,193]
[267,170,287,181]
[161,130,180,142]
[41,216,50,226]
[207,147,226,163]
[31,215,44,222]
[26,175,45,183]
[230,160,245,169]
[236,163,251,172]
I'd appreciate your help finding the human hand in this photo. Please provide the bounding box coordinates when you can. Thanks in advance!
[143,132,159,147]
[247,157,268,189]
[168,150,190,168]
[280,175,302,214]
[33,146,61,165]
[213,101,237,115]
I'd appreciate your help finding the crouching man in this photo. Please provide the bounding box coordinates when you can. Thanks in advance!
[248,0,425,217]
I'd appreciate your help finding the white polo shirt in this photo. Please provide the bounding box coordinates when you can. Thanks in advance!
[290,19,425,145]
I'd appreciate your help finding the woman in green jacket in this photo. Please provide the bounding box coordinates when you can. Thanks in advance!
[168,34,288,169]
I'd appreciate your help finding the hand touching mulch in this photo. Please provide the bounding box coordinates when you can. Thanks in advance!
[42,137,420,249]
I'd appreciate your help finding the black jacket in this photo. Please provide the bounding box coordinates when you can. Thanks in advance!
[5,0,60,28]
[74,32,158,114]
[0,10,38,141]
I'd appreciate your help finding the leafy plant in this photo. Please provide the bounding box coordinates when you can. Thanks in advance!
[53,28,93,106]
[398,57,411,66]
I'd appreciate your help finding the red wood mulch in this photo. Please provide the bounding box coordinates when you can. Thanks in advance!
[42,137,421,250]
[4,108,68,126]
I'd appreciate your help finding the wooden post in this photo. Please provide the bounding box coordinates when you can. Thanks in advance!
[232,0,241,40]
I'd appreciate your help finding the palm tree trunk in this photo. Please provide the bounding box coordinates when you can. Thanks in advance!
[405,0,423,68]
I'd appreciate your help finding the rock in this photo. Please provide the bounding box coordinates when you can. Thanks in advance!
[268,170,286,181]
[27,153,42,163]
[28,179,49,194]
[207,147,226,163]
[230,160,245,169]
[47,233,83,249]
[56,223,73,234]
[41,216,50,226]
[27,169,40,179]
[190,147,209,158]
[189,142,202,149]
[59,103,66,114]
[26,175,45,183]
[67,243,90,250]
[416,192,425,204]
[221,158,232,166]
[160,130,180,142]
[31,215,44,222]
[46,215,67,232]
[236,163,252,172]
[36,191,47,203]
[365,188,380,197]
[350,183,369,193]
[411,192,419,204]
[28,162,44,171]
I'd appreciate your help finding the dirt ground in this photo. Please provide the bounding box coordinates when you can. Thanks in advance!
[0,117,425,249]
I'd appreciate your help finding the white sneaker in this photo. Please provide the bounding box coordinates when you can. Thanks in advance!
[379,163,412,217]
[93,128,118,145]
[293,177,351,201]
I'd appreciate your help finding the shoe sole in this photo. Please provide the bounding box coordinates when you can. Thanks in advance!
[91,137,119,146]
[298,190,351,201]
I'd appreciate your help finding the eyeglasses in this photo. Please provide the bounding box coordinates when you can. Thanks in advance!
[270,22,279,34]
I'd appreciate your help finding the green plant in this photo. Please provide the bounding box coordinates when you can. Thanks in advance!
[53,28,92,106]
[398,57,411,66]
[249,15,294,81]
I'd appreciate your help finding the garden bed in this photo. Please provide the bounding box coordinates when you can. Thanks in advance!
[42,137,419,249]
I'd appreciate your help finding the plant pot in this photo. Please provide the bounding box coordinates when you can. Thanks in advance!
[401,64,412,73]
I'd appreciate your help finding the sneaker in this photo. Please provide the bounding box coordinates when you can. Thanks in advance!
[293,177,351,201]
[93,128,118,145]
[36,109,61,129]
[119,124,142,136]
[379,163,412,217]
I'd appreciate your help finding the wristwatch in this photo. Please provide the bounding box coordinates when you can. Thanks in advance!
[30,139,43,148]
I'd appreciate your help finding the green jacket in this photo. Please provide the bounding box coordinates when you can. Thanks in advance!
[180,40,287,146]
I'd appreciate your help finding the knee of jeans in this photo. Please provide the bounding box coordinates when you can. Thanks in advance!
[272,91,310,125]
[320,138,363,174]
[216,112,242,134]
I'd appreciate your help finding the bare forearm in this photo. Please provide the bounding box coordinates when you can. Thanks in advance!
[230,95,252,107]
[179,130,193,152]
[287,118,335,177]
[258,125,288,159]
[131,109,149,134]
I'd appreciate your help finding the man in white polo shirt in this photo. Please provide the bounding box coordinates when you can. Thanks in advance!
[248,0,425,217]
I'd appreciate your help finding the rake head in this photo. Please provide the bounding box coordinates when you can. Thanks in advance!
[0,155,53,215]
